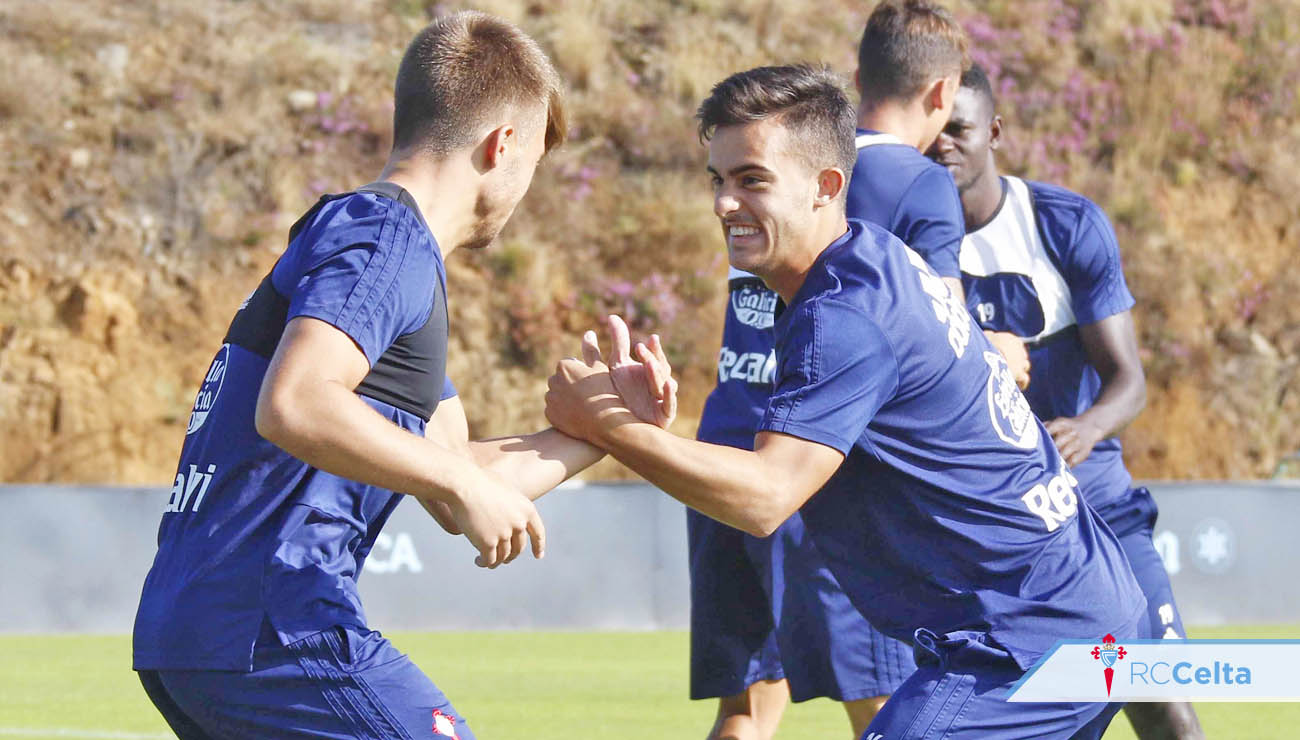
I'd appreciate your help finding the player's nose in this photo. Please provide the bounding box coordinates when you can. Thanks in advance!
[928,133,954,158]
[714,192,740,219]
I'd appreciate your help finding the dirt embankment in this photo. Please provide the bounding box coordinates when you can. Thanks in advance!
[1,0,1297,484]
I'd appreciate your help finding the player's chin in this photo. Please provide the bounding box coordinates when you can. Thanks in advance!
[726,245,765,274]
[459,219,510,251]
[459,232,499,251]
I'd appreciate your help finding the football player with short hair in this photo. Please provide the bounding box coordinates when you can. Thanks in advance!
[684,4,977,738]
[928,62,1205,740]
[132,12,672,739]
[547,62,1145,740]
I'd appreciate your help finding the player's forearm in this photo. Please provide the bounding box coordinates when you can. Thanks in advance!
[1075,312,1147,440]
[469,428,605,501]
[595,422,795,537]
[1077,366,1146,439]
[256,378,484,506]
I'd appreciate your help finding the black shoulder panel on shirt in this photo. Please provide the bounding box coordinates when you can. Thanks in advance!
[223,184,449,421]
[223,272,289,359]
[354,282,448,420]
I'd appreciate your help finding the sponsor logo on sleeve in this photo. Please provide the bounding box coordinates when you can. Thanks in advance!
[731,284,777,329]
[187,344,230,435]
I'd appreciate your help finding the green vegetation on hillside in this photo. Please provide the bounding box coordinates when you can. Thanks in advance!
[1,0,1296,483]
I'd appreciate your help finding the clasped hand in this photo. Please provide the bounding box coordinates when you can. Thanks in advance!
[984,330,1031,390]
[545,315,677,443]
[1044,415,1105,467]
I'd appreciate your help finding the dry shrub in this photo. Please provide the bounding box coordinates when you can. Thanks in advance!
[1,0,1297,483]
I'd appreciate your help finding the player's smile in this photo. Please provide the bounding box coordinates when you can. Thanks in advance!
[934,156,964,185]
[931,155,962,170]
[723,220,765,255]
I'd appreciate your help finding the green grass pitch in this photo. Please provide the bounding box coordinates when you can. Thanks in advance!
[2,625,1297,739]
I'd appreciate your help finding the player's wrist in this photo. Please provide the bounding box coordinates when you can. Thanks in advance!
[596,414,654,455]
[566,392,630,445]
[418,457,481,511]
[1072,412,1109,442]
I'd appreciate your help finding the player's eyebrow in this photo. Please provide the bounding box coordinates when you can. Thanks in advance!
[706,163,775,178]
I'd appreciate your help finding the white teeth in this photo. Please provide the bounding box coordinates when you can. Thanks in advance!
[728,225,759,237]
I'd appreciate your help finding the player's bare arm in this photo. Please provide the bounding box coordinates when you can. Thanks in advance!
[418,315,676,531]
[457,312,676,491]
[544,350,841,538]
[418,394,473,535]
[983,330,1031,389]
[423,394,602,505]
[255,315,544,568]
[1044,310,1146,466]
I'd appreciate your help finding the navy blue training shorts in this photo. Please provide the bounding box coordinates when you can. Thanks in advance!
[138,621,475,740]
[688,508,915,702]
[863,628,1126,739]
[1095,487,1188,640]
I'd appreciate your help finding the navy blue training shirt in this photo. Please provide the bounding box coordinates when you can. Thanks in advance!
[695,268,778,449]
[846,130,964,279]
[759,219,1145,669]
[134,186,455,671]
[960,177,1137,510]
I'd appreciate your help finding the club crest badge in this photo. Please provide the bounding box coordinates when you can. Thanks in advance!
[432,709,459,738]
[983,351,1039,449]
[1091,633,1127,696]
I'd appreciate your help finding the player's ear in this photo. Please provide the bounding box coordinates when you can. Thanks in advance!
[926,74,958,115]
[814,167,845,207]
[479,123,516,171]
[853,67,863,95]
[989,114,1003,151]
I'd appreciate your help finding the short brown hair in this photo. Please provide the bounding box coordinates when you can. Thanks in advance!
[857,0,970,104]
[697,65,858,190]
[392,11,566,156]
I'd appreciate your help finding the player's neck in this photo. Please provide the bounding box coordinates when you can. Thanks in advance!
[377,153,477,260]
[762,262,807,305]
[962,169,1005,232]
[856,101,927,151]
[764,216,850,304]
